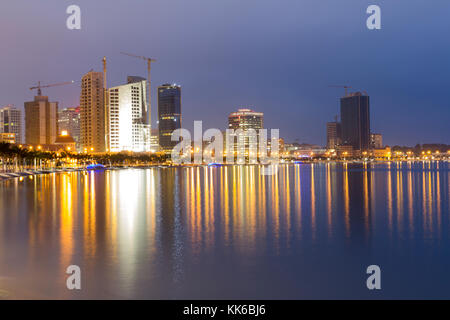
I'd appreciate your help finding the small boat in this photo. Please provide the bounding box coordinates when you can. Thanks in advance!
[86,164,106,170]
[207,163,224,167]
[294,161,304,164]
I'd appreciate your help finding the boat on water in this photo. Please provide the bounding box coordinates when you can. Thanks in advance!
[86,164,106,170]
[207,163,224,167]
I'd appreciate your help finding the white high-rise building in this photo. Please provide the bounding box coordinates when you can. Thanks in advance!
[109,77,150,152]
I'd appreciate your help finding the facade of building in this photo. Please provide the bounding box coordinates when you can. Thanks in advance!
[54,131,76,151]
[158,84,181,153]
[150,128,159,153]
[80,71,106,152]
[108,77,150,152]
[0,106,22,144]
[58,107,80,140]
[24,96,58,145]
[0,132,15,144]
[371,146,391,159]
[228,108,264,131]
[370,133,383,149]
[58,107,80,149]
[336,144,355,158]
[326,121,341,149]
[340,92,371,151]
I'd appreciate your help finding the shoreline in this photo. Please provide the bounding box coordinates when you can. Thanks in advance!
[0,159,447,182]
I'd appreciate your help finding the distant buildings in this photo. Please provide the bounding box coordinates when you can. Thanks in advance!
[0,105,22,144]
[80,71,106,152]
[370,146,391,159]
[370,133,383,149]
[158,84,181,153]
[326,121,341,149]
[108,77,150,152]
[285,142,326,158]
[340,92,371,151]
[24,95,58,145]
[58,107,80,147]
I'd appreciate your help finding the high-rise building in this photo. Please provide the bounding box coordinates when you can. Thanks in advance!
[370,133,383,149]
[227,108,264,158]
[80,71,105,152]
[228,108,264,130]
[58,107,80,146]
[24,96,58,145]
[340,92,371,151]
[0,105,22,144]
[108,77,150,152]
[158,84,181,153]
[326,121,341,149]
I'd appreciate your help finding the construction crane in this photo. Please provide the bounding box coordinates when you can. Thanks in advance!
[329,85,352,97]
[120,52,156,126]
[30,81,75,96]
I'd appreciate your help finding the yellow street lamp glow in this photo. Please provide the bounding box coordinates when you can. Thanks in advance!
[61,130,68,137]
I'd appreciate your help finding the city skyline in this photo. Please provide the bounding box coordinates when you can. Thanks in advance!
[1,1,450,303]
[1,1,449,147]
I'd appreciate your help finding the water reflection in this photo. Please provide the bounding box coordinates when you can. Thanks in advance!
[0,161,448,299]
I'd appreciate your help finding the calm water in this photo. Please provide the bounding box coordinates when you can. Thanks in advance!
[0,162,449,299]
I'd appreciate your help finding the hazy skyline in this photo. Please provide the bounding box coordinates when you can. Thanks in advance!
[1,0,449,146]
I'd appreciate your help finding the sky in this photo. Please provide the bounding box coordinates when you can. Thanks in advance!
[0,0,449,146]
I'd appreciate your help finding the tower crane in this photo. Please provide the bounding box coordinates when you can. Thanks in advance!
[30,81,75,96]
[329,85,352,97]
[120,52,156,126]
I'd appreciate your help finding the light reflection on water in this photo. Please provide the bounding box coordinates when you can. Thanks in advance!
[0,161,448,299]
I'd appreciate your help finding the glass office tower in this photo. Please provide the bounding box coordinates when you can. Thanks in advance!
[340,92,370,151]
[158,84,181,153]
